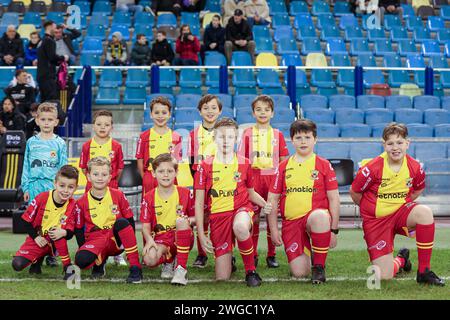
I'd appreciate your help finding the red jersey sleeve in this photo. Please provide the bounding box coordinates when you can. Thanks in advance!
[115,141,125,170]
[324,160,339,191]
[62,200,77,232]
[140,192,156,226]
[135,132,146,159]
[117,190,133,219]
[22,193,45,224]
[278,131,289,157]
[186,189,195,217]
[413,161,426,191]
[78,140,91,170]
[270,160,287,194]
[352,163,375,193]
[193,161,208,191]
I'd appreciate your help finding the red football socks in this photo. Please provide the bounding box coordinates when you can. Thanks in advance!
[237,235,255,273]
[416,223,435,273]
[176,229,193,269]
[310,231,331,267]
[393,256,405,276]
[118,225,140,268]
[54,238,71,267]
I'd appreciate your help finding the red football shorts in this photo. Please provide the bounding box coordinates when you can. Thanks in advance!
[78,229,122,265]
[14,236,54,264]
[281,212,314,263]
[363,202,417,261]
[252,171,275,215]
[209,206,254,258]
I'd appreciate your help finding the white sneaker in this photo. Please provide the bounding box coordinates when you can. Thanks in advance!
[114,254,128,266]
[171,265,188,286]
[161,261,175,279]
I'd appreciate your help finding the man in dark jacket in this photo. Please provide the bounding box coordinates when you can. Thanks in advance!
[4,69,36,116]
[225,9,255,65]
[201,15,226,63]
[151,0,182,16]
[151,30,175,66]
[131,34,152,65]
[0,25,24,67]
[0,97,26,135]
[379,0,403,23]
[37,20,69,102]
[54,24,81,65]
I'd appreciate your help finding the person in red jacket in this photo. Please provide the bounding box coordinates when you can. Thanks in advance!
[174,25,200,66]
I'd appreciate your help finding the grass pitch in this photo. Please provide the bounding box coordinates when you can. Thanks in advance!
[0,229,449,300]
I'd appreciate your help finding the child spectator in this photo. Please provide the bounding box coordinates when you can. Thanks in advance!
[151,30,175,66]
[131,34,152,66]
[105,32,128,66]
[25,31,40,66]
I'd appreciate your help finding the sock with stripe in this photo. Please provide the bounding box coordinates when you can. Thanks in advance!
[252,221,260,258]
[237,235,256,273]
[416,223,435,273]
[118,225,140,268]
[393,256,405,276]
[310,231,331,267]
[176,229,193,269]
[53,238,71,267]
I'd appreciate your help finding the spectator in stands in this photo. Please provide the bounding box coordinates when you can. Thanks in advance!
[0,25,24,68]
[0,97,26,134]
[379,0,403,23]
[116,0,144,13]
[355,0,379,14]
[223,0,246,25]
[131,34,152,66]
[9,68,36,89]
[181,0,206,12]
[25,102,39,139]
[243,0,271,28]
[151,0,182,16]
[4,69,36,116]
[151,30,175,66]
[24,32,40,67]
[174,24,200,65]
[37,20,69,102]
[225,9,256,65]
[54,24,81,66]
[201,14,226,63]
[105,31,128,66]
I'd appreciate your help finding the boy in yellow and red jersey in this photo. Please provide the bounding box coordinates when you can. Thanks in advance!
[136,96,182,195]
[194,117,272,287]
[79,110,124,191]
[73,156,143,284]
[188,94,222,269]
[238,95,289,269]
[141,153,195,286]
[350,123,444,286]
[12,165,79,280]
[267,119,340,284]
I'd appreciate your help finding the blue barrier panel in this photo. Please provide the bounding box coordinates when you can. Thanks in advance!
[354,65,364,97]
[425,66,434,96]
[287,65,296,107]
[151,64,160,93]
[219,65,228,94]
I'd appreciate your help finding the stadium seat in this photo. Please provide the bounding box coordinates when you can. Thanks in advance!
[368,28,386,42]
[294,13,314,29]
[132,24,153,42]
[81,38,103,55]
[330,54,351,66]
[89,13,110,26]
[17,25,36,41]
[290,0,308,15]
[300,94,328,110]
[357,95,385,110]
[317,13,336,30]
[29,1,47,15]
[301,38,322,55]
[384,15,402,31]
[74,68,96,86]
[7,1,25,14]
[386,95,412,110]
[333,1,351,16]
[113,11,132,27]
[325,38,347,55]
[157,13,177,28]
[99,69,122,87]
[233,69,256,87]
[350,143,383,167]
[231,51,253,66]
[293,69,311,93]
[311,69,336,88]
[180,12,199,26]
[413,95,441,111]
[406,16,423,31]
[339,14,358,30]
[87,24,107,40]
[442,96,450,111]
[427,16,445,31]
[257,69,282,88]
[424,159,450,194]
[175,94,201,110]
[340,124,371,137]
[417,4,436,19]
[424,109,450,126]
[159,68,177,88]
[80,53,101,66]
[434,124,450,137]
[180,68,202,88]
[271,94,291,109]
[421,40,441,57]
[365,108,394,125]
[390,27,409,42]
[408,123,434,137]
[297,25,318,40]
[344,26,364,41]
[374,40,394,56]
[437,29,450,44]
[268,1,288,14]
[135,11,155,26]
[317,124,340,137]
[312,0,330,15]
[234,94,257,109]
[95,87,120,105]
[236,111,255,124]
[273,26,294,42]
[337,69,355,89]
[175,107,202,123]
[304,109,335,124]
[146,94,175,108]
[350,39,370,56]
[123,87,147,104]
[281,53,302,66]
[22,12,42,28]
[398,40,417,56]
[321,25,341,41]
[277,38,299,55]
[399,83,422,98]
[401,4,416,18]
[109,24,130,41]
[0,13,19,28]
[335,108,364,124]
[93,1,112,15]
[305,52,327,67]
[73,1,90,15]
[446,42,450,57]
[329,94,356,109]
[255,37,274,54]
[413,27,431,42]
[316,142,350,159]
[415,142,448,160]
[441,5,450,20]
[371,123,387,138]
[125,69,149,88]
[272,13,290,28]
[273,108,296,123]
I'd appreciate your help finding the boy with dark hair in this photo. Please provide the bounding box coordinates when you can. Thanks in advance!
[267,119,340,284]
[151,30,174,66]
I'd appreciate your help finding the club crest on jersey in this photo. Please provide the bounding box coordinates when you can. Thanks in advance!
[406,178,413,188]
[111,204,119,215]
[60,215,67,225]
[271,138,277,146]
[168,144,174,152]
[176,204,184,216]
[109,151,115,158]
[50,151,57,158]
[233,171,241,182]
[310,170,319,180]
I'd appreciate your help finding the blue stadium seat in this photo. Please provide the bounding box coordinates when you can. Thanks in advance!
[424,109,450,126]
[384,15,402,31]
[364,70,385,88]
[294,13,314,29]
[180,12,199,26]
[80,53,101,66]
[374,40,394,56]
[257,69,282,88]
[337,69,355,89]
[0,69,15,88]
[317,14,336,29]
[159,68,177,88]
[109,24,130,41]
[221,107,235,119]
[446,41,450,57]
[325,38,347,55]
[365,108,394,125]
[321,25,341,40]
[344,26,364,41]
[442,96,450,111]
[413,95,441,111]
[413,27,431,42]
[125,69,149,88]
[82,38,103,55]
[22,12,42,28]
[74,68,97,86]
[73,1,90,15]
[268,0,288,14]
[255,37,274,54]
[180,68,202,88]
[350,142,383,166]
[135,11,155,26]
[386,95,412,110]
[427,16,445,31]
[330,54,351,66]
[437,29,450,44]
[87,23,106,40]
[316,142,350,159]
[132,23,153,42]
[89,13,110,26]
[273,108,296,123]
[273,26,294,42]
[329,94,356,109]
[272,13,290,28]
[231,51,253,66]
[297,25,317,40]
[271,94,291,109]
[340,124,371,137]
[204,52,226,87]
[371,123,387,138]
[214,94,232,109]
[300,94,328,110]
[408,123,434,137]
[317,124,340,137]
[95,87,120,105]
[441,5,450,20]
[0,13,19,27]
[333,1,351,16]
[311,69,336,88]
[368,28,386,42]
[176,94,201,109]
[123,87,147,104]
[301,38,322,55]
[357,95,385,110]
[281,53,302,66]
[384,54,403,68]
[236,111,255,124]
[233,69,256,87]
[390,27,409,42]
[415,142,448,160]
[424,159,450,194]
[357,53,377,67]
[204,0,220,11]
[175,108,202,125]
[146,94,175,108]
[293,70,311,93]
[289,0,308,16]
[434,123,450,137]
[156,13,177,28]
[350,39,370,56]
[398,40,417,56]
[339,14,358,30]
[112,11,131,27]
[304,109,335,124]
[93,1,112,15]
[312,0,330,15]
[235,87,258,95]
[421,40,441,56]
[401,4,415,18]
[335,108,364,124]
[234,94,257,109]
[99,69,122,87]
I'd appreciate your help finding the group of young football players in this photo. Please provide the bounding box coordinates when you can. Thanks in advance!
[11,95,445,287]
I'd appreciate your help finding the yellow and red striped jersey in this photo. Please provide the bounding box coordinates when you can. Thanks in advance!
[189,125,217,166]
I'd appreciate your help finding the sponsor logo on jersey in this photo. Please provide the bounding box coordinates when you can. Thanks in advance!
[109,151,115,158]
[19,250,29,255]
[60,215,67,225]
[85,245,95,249]
[176,204,184,216]
[286,186,317,193]
[377,192,408,200]
[31,159,58,168]
[310,170,319,180]
[209,188,238,197]
[287,242,299,253]
[368,240,387,251]
[216,242,229,251]
[362,167,370,177]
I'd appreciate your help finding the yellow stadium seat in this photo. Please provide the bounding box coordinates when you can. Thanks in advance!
[68,157,87,196]
[41,0,52,5]
[399,83,422,98]
[305,52,328,67]
[17,24,37,40]
[14,0,32,6]
[202,12,221,28]
[177,161,193,188]
[256,53,278,67]
[412,0,430,9]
